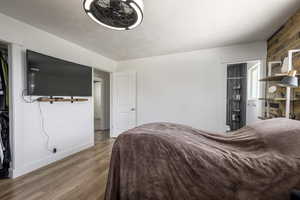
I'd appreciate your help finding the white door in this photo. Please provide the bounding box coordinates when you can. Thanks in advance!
[246,63,260,125]
[112,72,137,137]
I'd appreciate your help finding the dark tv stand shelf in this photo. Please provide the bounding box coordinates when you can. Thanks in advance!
[37,97,88,104]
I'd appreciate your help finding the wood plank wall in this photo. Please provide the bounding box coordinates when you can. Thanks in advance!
[267,8,300,119]
[268,9,300,70]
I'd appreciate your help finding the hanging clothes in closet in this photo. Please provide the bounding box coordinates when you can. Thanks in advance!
[0,50,8,110]
[0,49,10,179]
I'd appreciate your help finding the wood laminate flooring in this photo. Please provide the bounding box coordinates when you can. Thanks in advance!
[95,130,110,144]
[0,139,115,200]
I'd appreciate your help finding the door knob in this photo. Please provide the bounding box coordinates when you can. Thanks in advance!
[131,108,135,111]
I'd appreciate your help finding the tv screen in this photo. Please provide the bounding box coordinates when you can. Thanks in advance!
[26,50,92,97]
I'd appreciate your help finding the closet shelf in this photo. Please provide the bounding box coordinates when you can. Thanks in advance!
[260,74,300,82]
[258,97,300,101]
[227,77,246,80]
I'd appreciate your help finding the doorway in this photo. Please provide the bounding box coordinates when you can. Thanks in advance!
[226,60,262,131]
[246,61,261,125]
[226,63,247,131]
[93,69,110,143]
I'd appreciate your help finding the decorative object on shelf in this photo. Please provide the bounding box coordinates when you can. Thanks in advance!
[281,56,289,73]
[233,84,241,90]
[268,86,278,99]
[83,0,144,31]
[268,86,277,94]
[278,70,298,88]
[233,94,241,101]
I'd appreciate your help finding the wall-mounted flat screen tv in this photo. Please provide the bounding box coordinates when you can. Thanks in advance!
[26,50,92,97]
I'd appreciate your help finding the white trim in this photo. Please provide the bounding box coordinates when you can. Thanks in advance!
[91,68,95,144]
[93,70,112,132]
[221,57,265,65]
[247,62,260,101]
[110,73,113,137]
[7,43,14,178]
[10,44,25,178]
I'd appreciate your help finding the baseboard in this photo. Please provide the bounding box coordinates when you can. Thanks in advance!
[12,142,94,178]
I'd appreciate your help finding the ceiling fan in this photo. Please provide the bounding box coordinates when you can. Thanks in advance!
[83,0,144,31]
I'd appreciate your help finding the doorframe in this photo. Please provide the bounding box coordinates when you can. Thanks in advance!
[92,68,113,139]
[93,77,104,131]
[246,61,261,125]
[110,73,113,136]
[223,58,266,129]
[247,62,261,101]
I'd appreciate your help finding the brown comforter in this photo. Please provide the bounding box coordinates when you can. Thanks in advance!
[105,118,300,200]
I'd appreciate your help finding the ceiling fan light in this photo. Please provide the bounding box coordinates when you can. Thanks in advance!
[84,0,144,31]
[128,2,143,30]
[84,0,94,11]
[87,12,126,31]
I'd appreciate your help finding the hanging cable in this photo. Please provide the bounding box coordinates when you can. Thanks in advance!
[38,101,52,153]
[21,89,53,152]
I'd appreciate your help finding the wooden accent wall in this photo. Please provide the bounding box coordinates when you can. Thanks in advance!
[267,8,300,119]
[268,9,300,70]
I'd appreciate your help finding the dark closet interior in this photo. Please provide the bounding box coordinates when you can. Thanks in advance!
[0,43,10,179]
[226,63,247,131]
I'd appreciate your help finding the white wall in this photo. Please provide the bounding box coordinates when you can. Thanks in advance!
[116,42,267,133]
[0,13,116,72]
[0,13,116,178]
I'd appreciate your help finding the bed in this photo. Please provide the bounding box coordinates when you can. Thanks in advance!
[105,118,300,200]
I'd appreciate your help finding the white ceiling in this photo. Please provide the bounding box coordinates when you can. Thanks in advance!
[0,0,299,61]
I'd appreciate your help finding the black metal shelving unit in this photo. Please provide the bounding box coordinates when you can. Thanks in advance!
[226,63,247,131]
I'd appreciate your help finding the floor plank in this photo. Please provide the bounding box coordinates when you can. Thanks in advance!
[0,139,114,200]
[95,130,110,144]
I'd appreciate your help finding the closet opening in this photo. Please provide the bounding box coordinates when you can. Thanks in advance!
[0,42,10,179]
[226,60,262,131]
[94,69,110,143]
